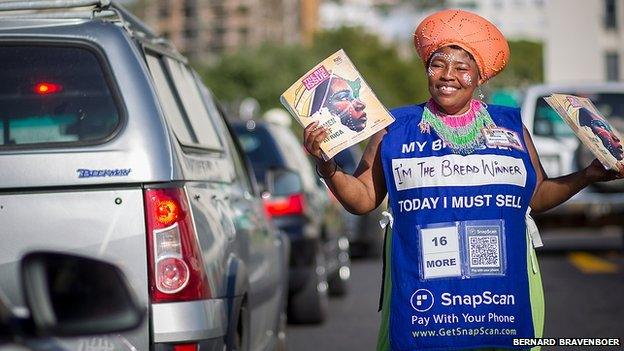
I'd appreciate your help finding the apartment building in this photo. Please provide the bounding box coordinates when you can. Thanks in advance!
[134,0,318,61]
[544,0,624,83]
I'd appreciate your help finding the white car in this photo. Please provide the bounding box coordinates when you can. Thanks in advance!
[521,83,624,249]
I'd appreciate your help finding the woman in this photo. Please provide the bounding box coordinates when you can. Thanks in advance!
[303,9,621,351]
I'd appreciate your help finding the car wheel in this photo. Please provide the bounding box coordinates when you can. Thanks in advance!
[276,310,288,351]
[287,251,328,324]
[328,268,349,296]
[365,236,383,258]
[329,237,350,296]
[227,298,249,351]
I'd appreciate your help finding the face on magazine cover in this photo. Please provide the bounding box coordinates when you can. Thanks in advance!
[579,107,624,160]
[323,76,367,132]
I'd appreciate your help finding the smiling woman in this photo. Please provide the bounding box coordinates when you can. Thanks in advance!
[301,8,624,351]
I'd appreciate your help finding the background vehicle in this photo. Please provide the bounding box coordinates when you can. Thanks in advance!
[334,145,386,257]
[0,1,289,350]
[521,83,624,249]
[0,252,144,351]
[233,118,350,324]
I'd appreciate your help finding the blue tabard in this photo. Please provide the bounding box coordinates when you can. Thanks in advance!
[380,103,538,350]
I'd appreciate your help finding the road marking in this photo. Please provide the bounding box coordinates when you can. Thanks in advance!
[568,252,619,274]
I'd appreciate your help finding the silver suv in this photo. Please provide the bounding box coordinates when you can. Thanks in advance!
[0,1,288,350]
[521,83,624,249]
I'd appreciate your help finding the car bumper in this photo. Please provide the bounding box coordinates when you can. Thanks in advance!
[152,299,227,343]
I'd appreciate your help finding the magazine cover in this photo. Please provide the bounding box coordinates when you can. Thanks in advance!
[280,49,395,160]
[544,93,624,172]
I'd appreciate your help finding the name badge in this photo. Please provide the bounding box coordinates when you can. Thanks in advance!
[482,127,524,151]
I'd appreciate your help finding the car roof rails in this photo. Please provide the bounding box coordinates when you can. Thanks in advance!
[0,0,114,18]
[0,0,158,38]
[0,0,180,57]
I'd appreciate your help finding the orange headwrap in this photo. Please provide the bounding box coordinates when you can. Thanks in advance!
[414,9,510,84]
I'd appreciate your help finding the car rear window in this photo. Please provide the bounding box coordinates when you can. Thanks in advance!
[233,123,283,183]
[0,45,121,148]
[534,92,624,137]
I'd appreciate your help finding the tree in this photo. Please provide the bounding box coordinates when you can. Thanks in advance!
[489,40,544,89]
[196,29,544,116]
[197,27,431,117]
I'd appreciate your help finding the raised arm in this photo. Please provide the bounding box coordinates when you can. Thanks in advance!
[304,121,387,214]
[524,126,622,213]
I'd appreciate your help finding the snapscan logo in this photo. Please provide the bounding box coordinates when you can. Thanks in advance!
[410,289,435,312]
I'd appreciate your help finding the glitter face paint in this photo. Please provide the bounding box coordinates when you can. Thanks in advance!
[429,52,456,64]
[462,72,473,86]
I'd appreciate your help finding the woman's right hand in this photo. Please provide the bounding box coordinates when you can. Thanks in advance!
[303,121,329,163]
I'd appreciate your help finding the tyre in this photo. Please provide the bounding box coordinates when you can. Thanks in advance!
[365,235,384,258]
[328,268,349,296]
[276,311,288,351]
[329,237,350,296]
[227,297,249,351]
[287,252,328,324]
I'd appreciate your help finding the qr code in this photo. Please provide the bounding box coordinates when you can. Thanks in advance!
[469,235,500,267]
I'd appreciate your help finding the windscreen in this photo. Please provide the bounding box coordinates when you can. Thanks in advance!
[334,146,361,174]
[233,124,283,184]
[0,45,121,148]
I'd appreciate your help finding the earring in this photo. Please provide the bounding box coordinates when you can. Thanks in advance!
[477,85,485,100]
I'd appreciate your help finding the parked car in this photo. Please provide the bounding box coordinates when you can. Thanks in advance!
[334,145,386,257]
[232,118,350,324]
[0,1,289,350]
[0,251,144,351]
[521,83,624,249]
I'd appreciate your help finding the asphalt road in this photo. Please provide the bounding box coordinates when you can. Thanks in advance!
[286,251,624,351]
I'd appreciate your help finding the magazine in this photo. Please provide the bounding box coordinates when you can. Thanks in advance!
[544,93,624,172]
[280,49,395,160]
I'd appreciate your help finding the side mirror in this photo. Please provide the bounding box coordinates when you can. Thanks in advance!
[265,168,303,196]
[21,252,144,337]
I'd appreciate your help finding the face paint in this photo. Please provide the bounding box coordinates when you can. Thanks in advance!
[463,72,473,86]
[430,52,456,64]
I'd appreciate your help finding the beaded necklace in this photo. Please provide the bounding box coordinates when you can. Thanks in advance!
[419,99,496,155]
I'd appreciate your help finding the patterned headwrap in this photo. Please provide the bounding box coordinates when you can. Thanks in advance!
[414,9,510,84]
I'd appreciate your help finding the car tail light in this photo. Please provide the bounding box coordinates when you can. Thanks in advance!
[173,344,198,351]
[263,193,305,217]
[34,82,62,95]
[144,187,211,302]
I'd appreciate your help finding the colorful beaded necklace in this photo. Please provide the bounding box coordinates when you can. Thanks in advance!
[419,99,496,155]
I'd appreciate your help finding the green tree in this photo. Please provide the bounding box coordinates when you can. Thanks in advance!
[197,27,431,116]
[197,29,544,116]
[311,27,429,108]
[489,40,544,89]
[197,44,313,113]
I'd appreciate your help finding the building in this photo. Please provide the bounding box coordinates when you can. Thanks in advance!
[319,0,546,58]
[134,0,318,61]
[544,0,623,83]
[448,0,547,41]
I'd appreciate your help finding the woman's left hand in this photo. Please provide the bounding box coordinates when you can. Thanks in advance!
[584,158,624,183]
